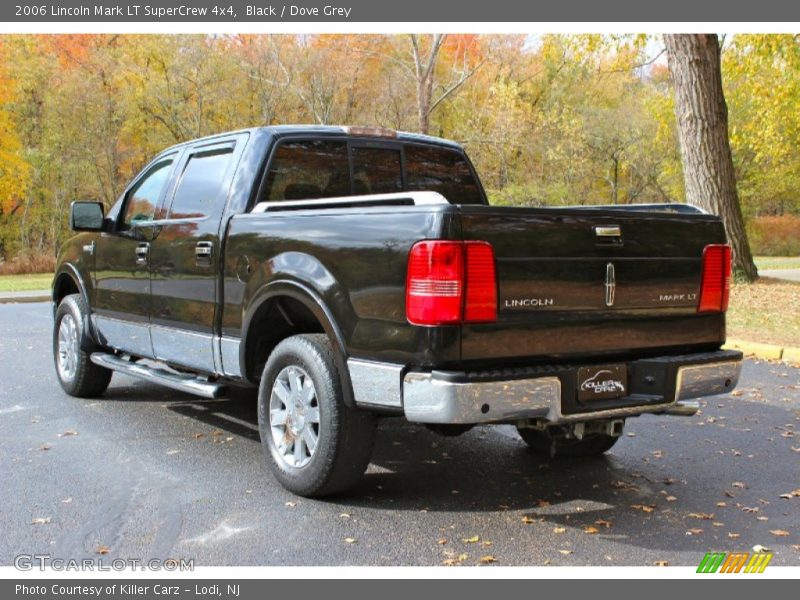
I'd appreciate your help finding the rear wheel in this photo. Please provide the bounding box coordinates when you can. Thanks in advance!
[257,334,376,497]
[53,294,112,397]
[517,427,619,458]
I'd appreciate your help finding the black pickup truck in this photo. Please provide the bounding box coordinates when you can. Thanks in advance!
[53,125,742,496]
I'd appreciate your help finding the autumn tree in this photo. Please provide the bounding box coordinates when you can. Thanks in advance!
[664,34,759,281]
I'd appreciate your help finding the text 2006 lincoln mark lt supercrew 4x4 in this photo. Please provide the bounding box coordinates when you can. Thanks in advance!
[52,125,743,496]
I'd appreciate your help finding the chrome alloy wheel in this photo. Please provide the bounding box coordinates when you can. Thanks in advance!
[56,313,79,382]
[269,365,320,468]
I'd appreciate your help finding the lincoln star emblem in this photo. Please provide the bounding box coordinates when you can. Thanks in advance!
[605,262,616,307]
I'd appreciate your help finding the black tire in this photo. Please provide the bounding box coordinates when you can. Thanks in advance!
[517,427,619,458]
[53,294,112,398]
[257,334,376,497]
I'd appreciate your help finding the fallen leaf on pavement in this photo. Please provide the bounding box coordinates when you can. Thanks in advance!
[595,519,613,528]
[442,559,456,566]
[479,555,497,564]
[631,504,656,513]
[58,430,78,437]
[521,516,536,524]
[686,528,704,535]
[732,481,747,489]
[753,545,771,553]
[36,444,51,451]
[654,560,669,567]
[716,502,727,507]
[728,533,741,539]
[665,496,678,502]
[96,545,110,555]
[285,501,297,507]
[462,536,480,543]
[553,527,566,534]
[31,517,51,525]
[344,538,357,544]
[558,550,573,555]
[770,530,790,537]
[688,512,714,520]
[584,526,599,535]
[756,516,769,522]
[437,539,448,545]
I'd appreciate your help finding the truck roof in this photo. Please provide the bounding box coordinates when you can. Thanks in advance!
[162,125,464,153]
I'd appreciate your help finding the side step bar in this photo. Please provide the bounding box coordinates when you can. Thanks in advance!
[90,353,228,399]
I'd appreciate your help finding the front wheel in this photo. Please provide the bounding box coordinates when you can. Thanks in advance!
[517,427,619,458]
[257,334,376,497]
[53,294,112,397]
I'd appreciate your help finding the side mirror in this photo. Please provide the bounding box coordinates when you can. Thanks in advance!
[70,201,105,232]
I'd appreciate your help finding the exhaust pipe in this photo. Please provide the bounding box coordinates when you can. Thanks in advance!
[663,400,700,416]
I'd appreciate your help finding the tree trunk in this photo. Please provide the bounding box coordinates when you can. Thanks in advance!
[416,73,432,135]
[664,34,758,281]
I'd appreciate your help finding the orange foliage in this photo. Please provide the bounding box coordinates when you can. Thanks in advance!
[747,215,800,256]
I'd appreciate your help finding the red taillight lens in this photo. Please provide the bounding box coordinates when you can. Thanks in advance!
[698,244,732,313]
[406,241,464,325]
[464,242,497,322]
[406,240,497,326]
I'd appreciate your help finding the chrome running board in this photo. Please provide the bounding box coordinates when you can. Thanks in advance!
[90,353,227,399]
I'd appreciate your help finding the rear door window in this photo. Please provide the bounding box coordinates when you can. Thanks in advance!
[167,148,234,219]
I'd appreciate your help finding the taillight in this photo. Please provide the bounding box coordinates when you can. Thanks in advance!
[406,240,497,326]
[464,242,497,322]
[698,244,732,313]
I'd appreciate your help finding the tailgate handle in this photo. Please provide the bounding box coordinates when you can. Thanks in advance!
[594,225,621,237]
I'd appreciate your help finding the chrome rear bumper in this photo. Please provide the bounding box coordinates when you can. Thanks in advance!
[350,351,743,425]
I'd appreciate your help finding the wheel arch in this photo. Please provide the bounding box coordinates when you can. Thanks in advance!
[240,279,355,408]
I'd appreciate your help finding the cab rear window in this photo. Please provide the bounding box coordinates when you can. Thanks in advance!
[261,138,485,205]
[404,144,483,205]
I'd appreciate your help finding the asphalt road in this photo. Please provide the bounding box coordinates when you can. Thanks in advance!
[760,269,800,283]
[1,302,798,567]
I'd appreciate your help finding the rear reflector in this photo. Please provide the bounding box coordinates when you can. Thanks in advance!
[406,240,497,326]
[698,244,732,313]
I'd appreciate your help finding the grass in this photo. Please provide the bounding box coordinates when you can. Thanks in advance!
[727,277,800,347]
[754,256,800,270]
[0,272,53,293]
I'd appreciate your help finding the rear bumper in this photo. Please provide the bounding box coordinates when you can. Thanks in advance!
[349,350,742,425]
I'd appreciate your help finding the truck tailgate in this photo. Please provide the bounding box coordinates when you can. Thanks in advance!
[458,205,728,363]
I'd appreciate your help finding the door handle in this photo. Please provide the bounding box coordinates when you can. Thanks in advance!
[195,241,213,265]
[135,242,149,265]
